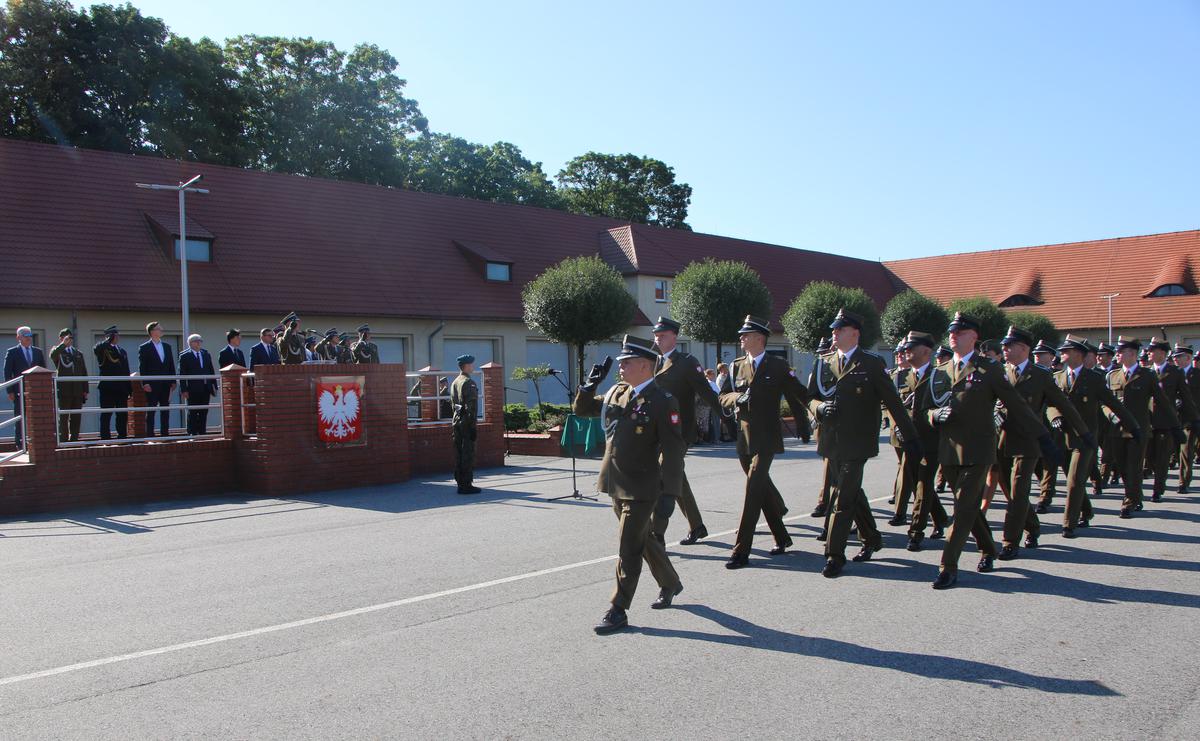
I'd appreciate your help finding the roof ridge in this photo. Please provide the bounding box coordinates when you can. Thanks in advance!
[884,229,1200,265]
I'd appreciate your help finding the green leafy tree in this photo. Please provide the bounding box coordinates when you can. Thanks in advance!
[671,259,771,363]
[557,152,692,229]
[946,296,1008,342]
[880,290,950,346]
[1006,311,1061,346]
[401,134,561,208]
[782,281,881,352]
[511,363,553,413]
[522,256,637,383]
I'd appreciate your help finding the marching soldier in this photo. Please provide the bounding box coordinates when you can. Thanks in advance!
[352,324,380,364]
[1107,336,1178,518]
[719,315,810,569]
[887,341,915,523]
[451,354,481,495]
[809,309,919,578]
[1051,335,1138,536]
[94,326,131,440]
[898,332,949,551]
[574,335,685,634]
[995,326,1089,559]
[315,328,341,361]
[49,328,89,442]
[926,312,1053,589]
[1146,337,1199,501]
[1031,339,1063,512]
[649,316,723,546]
[278,313,306,365]
[1174,344,1200,493]
[1097,341,1123,487]
[809,336,834,521]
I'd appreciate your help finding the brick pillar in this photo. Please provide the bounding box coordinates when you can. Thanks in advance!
[20,366,57,464]
[220,363,246,439]
[479,362,504,424]
[127,374,148,438]
[417,366,438,422]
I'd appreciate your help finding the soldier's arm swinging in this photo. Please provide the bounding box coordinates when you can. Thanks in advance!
[657,395,686,500]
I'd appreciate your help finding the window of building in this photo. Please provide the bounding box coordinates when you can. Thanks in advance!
[654,279,670,302]
[999,294,1042,307]
[485,262,511,282]
[174,238,212,262]
[1149,284,1191,297]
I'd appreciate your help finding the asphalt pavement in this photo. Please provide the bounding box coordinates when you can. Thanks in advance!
[1,439,1198,739]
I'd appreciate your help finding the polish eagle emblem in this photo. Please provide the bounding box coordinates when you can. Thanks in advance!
[318,383,361,440]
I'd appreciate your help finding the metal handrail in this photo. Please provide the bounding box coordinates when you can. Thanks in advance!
[405,370,486,426]
[51,373,224,446]
[61,374,220,382]
[0,376,23,391]
[0,376,25,464]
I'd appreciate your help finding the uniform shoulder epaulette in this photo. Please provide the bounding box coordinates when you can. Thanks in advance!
[817,350,838,360]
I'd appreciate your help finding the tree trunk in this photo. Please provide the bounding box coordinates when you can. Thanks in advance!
[576,342,586,390]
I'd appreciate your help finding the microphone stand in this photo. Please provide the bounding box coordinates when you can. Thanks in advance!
[547,371,596,501]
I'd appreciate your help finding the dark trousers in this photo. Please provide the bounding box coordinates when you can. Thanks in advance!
[9,396,21,446]
[99,389,128,439]
[58,399,83,442]
[611,498,679,609]
[1182,430,1198,488]
[1063,446,1097,528]
[144,384,172,436]
[1151,430,1175,497]
[651,445,704,541]
[892,447,915,519]
[908,453,949,541]
[998,454,1041,545]
[1120,434,1151,508]
[453,425,476,488]
[817,457,833,509]
[185,392,211,435]
[940,463,997,573]
[732,452,790,557]
[825,456,883,560]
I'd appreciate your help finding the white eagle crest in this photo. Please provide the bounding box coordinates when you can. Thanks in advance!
[318,384,360,439]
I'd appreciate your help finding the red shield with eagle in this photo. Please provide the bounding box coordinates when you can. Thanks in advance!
[316,377,365,445]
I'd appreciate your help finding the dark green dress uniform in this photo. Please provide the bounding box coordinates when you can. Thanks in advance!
[888,362,917,523]
[995,327,1089,556]
[808,310,918,575]
[352,324,380,364]
[1175,345,1200,492]
[1049,336,1139,534]
[927,313,1049,589]
[718,316,810,568]
[314,328,341,361]
[649,317,722,544]
[278,314,306,365]
[1106,337,1180,516]
[1146,338,1199,500]
[573,336,684,631]
[450,358,480,494]
[50,330,89,442]
[335,334,354,364]
[897,333,950,550]
[93,327,131,440]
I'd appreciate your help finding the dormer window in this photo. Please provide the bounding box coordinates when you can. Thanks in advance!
[174,238,212,262]
[486,262,511,282]
[999,294,1040,307]
[145,212,214,263]
[1149,284,1191,297]
[454,240,514,283]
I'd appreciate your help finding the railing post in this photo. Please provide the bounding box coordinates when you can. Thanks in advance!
[220,364,245,439]
[20,367,56,464]
[127,373,147,438]
[417,366,439,422]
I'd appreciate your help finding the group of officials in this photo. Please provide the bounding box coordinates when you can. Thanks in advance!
[575,311,1200,634]
[3,314,382,443]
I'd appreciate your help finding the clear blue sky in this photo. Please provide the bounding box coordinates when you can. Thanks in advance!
[127,0,1200,261]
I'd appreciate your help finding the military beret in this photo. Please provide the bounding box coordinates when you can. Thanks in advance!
[616,334,657,361]
[737,315,771,336]
[652,316,681,334]
[456,354,475,366]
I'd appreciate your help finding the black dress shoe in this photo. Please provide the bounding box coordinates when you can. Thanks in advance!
[457,487,479,495]
[678,525,708,545]
[821,558,845,578]
[1024,534,1039,549]
[1062,527,1076,539]
[1093,483,1103,498]
[1151,493,1162,503]
[931,570,957,590]
[930,525,945,539]
[1135,502,1144,511]
[1178,484,1189,495]
[887,495,896,504]
[887,516,907,527]
[1035,502,1050,514]
[936,482,946,493]
[810,504,827,518]
[594,607,628,634]
[769,536,793,555]
[851,544,878,562]
[815,530,828,542]
[977,555,995,573]
[906,538,922,552]
[651,583,683,609]
[997,545,1018,561]
[1119,507,1133,519]
[1077,516,1091,529]
[725,554,750,570]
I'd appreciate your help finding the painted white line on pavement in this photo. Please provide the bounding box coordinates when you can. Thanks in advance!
[0,493,893,687]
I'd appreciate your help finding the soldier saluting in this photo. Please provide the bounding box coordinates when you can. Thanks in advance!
[574,335,686,635]
[50,328,89,442]
[352,324,380,364]
[278,313,306,365]
[94,325,132,440]
[451,354,481,495]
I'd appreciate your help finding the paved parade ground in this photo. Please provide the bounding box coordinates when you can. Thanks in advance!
[2,440,1198,739]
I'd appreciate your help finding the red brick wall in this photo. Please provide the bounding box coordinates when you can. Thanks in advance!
[407,363,505,475]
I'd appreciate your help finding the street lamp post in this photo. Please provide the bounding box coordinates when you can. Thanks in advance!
[135,174,209,341]
[1100,292,1120,342]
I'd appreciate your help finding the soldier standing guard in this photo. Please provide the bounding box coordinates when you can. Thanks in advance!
[278,313,306,365]
[50,328,89,442]
[94,326,131,440]
[451,354,481,495]
[352,324,380,364]
[574,335,686,635]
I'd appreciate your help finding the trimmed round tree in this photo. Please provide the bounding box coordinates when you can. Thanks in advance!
[880,289,950,346]
[671,259,771,363]
[522,255,637,383]
[782,281,881,352]
[946,296,1008,342]
[1007,310,1061,346]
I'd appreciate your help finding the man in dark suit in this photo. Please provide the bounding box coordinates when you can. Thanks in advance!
[4,326,46,445]
[218,329,247,368]
[179,334,218,435]
[137,321,176,437]
[718,315,810,569]
[94,326,131,439]
[249,327,280,370]
[809,309,919,578]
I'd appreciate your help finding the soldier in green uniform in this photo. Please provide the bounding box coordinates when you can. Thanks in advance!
[649,316,722,546]
[574,335,685,635]
[278,313,306,365]
[1030,339,1063,512]
[927,312,1053,590]
[1146,337,1199,501]
[1050,335,1139,536]
[887,341,915,523]
[50,328,89,442]
[1174,344,1200,493]
[898,331,949,551]
[1096,341,1123,487]
[809,309,919,578]
[450,354,481,495]
[995,326,1090,559]
[336,333,354,363]
[314,328,340,361]
[809,336,834,522]
[719,315,810,569]
[352,324,380,364]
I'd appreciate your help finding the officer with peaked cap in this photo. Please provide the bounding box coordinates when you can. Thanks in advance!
[1146,336,1199,501]
[574,335,685,634]
[278,312,306,365]
[898,331,949,551]
[352,324,380,364]
[810,335,835,520]
[50,328,89,442]
[315,328,341,361]
[1173,343,1200,493]
[451,354,481,494]
[93,325,132,440]
[1106,336,1177,517]
[887,340,914,518]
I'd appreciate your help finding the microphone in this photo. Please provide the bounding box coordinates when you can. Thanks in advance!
[548,368,562,376]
